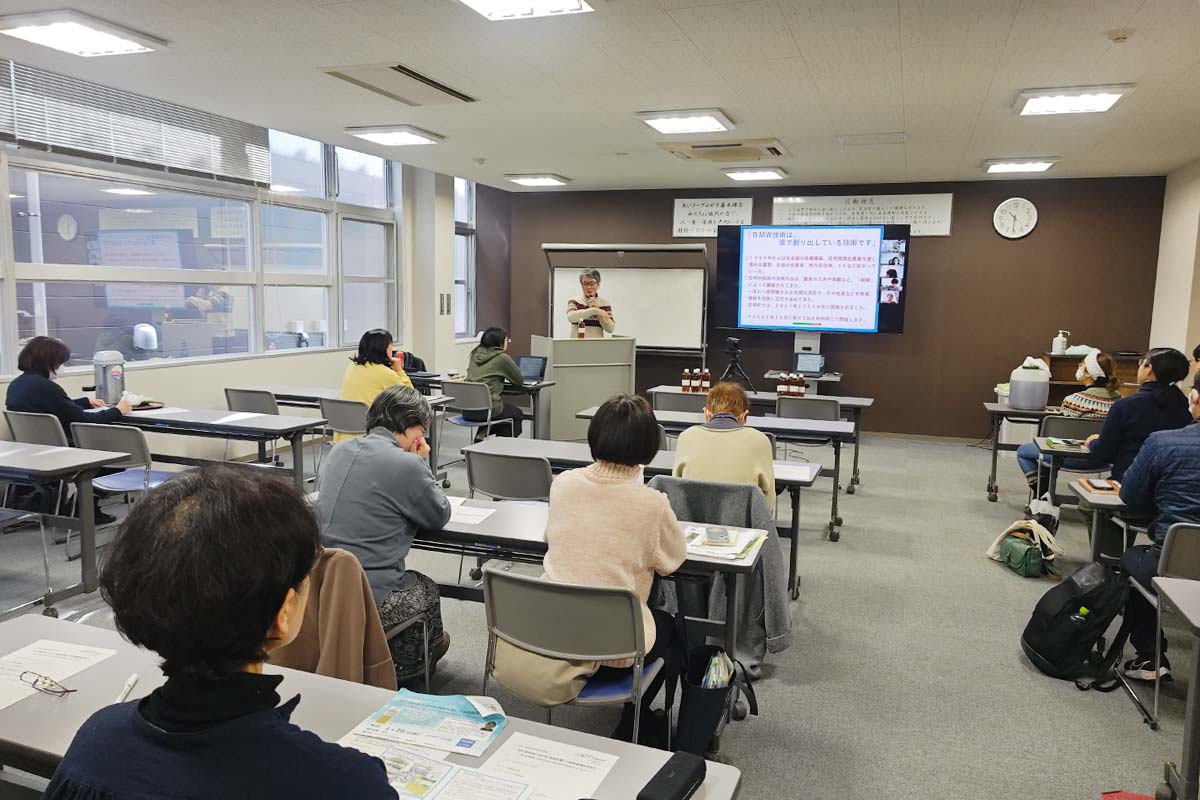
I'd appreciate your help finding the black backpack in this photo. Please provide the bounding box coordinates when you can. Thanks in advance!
[1021,562,1128,681]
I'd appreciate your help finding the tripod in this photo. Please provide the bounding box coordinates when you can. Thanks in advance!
[720,348,757,393]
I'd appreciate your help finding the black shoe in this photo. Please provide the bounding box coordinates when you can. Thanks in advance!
[94,508,117,526]
[1123,655,1171,682]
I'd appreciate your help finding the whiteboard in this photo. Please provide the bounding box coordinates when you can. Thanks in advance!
[551,267,705,350]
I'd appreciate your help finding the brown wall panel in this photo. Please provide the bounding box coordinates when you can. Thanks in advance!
[474,184,512,333]
[485,177,1165,438]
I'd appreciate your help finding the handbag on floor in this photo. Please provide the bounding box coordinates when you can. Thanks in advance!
[670,643,758,757]
[986,519,1064,578]
[1021,561,1127,681]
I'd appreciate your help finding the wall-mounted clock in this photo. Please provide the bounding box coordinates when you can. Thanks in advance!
[57,214,78,242]
[993,197,1037,239]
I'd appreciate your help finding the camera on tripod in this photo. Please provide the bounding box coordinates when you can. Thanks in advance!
[719,336,755,392]
[724,336,741,356]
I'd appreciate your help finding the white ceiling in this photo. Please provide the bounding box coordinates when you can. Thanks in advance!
[2,0,1200,191]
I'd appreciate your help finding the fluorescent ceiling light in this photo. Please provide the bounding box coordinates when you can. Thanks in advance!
[346,125,443,146]
[506,174,570,187]
[456,0,593,20]
[636,109,733,135]
[8,194,22,199]
[0,10,165,57]
[268,184,303,193]
[723,167,787,182]
[984,158,1059,174]
[1015,84,1134,116]
[124,208,153,214]
[102,187,155,196]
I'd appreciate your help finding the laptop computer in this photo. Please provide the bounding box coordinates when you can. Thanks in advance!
[517,355,547,385]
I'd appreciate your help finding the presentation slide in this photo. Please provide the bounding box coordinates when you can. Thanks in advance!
[737,225,884,333]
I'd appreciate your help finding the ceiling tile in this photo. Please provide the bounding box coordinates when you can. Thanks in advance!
[669,1,801,62]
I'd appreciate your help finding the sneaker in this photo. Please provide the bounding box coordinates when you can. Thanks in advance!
[1123,655,1171,682]
[95,508,117,526]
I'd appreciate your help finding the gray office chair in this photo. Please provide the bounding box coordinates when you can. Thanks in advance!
[4,411,72,546]
[658,423,670,451]
[440,381,515,475]
[225,388,283,464]
[776,395,841,459]
[481,568,666,746]
[1035,415,1109,500]
[465,451,552,501]
[70,423,176,496]
[653,391,707,413]
[315,398,368,478]
[1121,523,1200,729]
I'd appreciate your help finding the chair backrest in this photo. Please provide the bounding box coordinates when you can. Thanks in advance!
[224,388,279,416]
[653,391,707,413]
[70,423,150,469]
[776,396,841,421]
[1039,415,1104,440]
[319,397,368,435]
[647,474,774,531]
[1160,523,1200,580]
[482,568,645,662]
[442,380,493,414]
[4,411,68,447]
[466,451,553,501]
[658,423,669,449]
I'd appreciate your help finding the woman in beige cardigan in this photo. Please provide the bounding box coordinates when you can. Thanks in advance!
[674,381,776,507]
[492,394,685,741]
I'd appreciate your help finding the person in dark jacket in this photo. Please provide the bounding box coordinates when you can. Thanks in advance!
[45,466,398,800]
[5,336,134,435]
[1083,347,1191,480]
[1117,369,1200,682]
[462,326,526,438]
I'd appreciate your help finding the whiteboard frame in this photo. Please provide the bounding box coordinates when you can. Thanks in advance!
[542,242,708,357]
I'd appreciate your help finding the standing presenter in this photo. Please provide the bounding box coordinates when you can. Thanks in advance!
[565,269,615,339]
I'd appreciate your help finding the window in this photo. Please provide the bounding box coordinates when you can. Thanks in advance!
[261,205,327,275]
[9,169,250,270]
[335,148,387,208]
[340,218,395,343]
[268,130,325,198]
[453,177,476,339]
[262,286,329,351]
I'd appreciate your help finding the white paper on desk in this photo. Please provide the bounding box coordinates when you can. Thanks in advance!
[130,407,188,416]
[479,732,616,800]
[446,496,467,509]
[450,505,496,525]
[213,412,262,424]
[0,640,116,711]
[685,527,763,560]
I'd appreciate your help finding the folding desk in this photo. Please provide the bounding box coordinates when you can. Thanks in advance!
[1151,577,1200,800]
[409,373,556,440]
[981,402,1059,502]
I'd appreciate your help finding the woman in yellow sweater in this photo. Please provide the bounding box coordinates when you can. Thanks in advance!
[674,381,776,507]
[337,329,413,442]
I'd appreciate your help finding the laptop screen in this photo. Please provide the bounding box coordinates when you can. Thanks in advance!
[517,356,547,381]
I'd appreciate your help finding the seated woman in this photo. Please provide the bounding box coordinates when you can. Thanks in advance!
[464,326,526,439]
[674,381,776,507]
[45,465,397,799]
[338,328,413,442]
[494,395,686,741]
[317,385,452,683]
[1085,347,1192,481]
[1015,350,1121,493]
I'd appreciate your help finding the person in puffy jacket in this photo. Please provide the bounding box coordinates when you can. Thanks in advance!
[1117,369,1200,683]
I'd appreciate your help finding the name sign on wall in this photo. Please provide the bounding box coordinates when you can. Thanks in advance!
[772,193,953,236]
[673,197,753,237]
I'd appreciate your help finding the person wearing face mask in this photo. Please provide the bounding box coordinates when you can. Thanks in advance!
[1114,369,1200,682]
[565,269,615,339]
[1014,349,1120,494]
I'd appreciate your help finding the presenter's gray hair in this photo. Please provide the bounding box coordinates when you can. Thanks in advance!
[580,269,601,284]
[366,385,431,433]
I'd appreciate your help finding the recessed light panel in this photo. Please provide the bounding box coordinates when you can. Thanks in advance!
[984,158,1059,174]
[506,174,570,187]
[346,126,443,146]
[268,184,303,193]
[101,187,154,196]
[722,167,787,182]
[457,0,592,21]
[0,10,165,57]
[636,109,734,135]
[1015,85,1133,116]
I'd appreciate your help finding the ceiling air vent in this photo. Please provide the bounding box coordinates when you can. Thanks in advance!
[324,63,477,107]
[659,138,790,163]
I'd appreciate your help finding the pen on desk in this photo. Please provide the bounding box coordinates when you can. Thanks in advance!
[115,673,139,703]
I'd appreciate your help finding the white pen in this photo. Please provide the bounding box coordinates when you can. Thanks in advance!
[115,673,139,703]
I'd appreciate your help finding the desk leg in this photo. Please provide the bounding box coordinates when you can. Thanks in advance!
[532,388,550,440]
[987,413,1000,502]
[1089,507,1104,563]
[848,409,862,494]
[1177,633,1200,800]
[428,413,447,487]
[75,473,97,594]
[724,572,741,663]
[1048,456,1062,508]
[828,441,842,542]
[789,486,801,599]
[290,433,306,491]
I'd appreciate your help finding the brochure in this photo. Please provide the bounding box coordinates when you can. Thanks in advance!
[684,525,765,560]
[343,690,508,757]
[380,746,532,800]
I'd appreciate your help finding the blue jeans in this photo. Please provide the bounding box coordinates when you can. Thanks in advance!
[1015,441,1103,482]
[1121,544,1166,659]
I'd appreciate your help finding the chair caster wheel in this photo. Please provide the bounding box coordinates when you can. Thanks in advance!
[42,607,58,618]
[731,699,748,721]
[1155,783,1175,800]
[828,526,840,542]
[469,568,483,580]
[988,492,998,502]
[442,480,451,489]
[835,516,843,526]
[846,485,855,495]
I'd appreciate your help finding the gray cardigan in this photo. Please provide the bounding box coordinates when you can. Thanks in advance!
[317,428,451,605]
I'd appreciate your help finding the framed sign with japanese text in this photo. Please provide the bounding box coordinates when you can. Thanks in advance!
[673,197,753,237]
[771,194,952,236]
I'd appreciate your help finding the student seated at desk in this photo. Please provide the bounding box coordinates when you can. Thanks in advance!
[464,326,525,439]
[45,466,397,800]
[1116,370,1200,682]
[338,328,413,442]
[673,381,776,507]
[1083,347,1192,481]
[493,394,686,741]
[318,385,452,684]
[1015,350,1121,493]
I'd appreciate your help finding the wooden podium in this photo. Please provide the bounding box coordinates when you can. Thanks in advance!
[531,335,636,441]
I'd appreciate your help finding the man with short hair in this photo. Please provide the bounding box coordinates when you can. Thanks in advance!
[565,269,615,338]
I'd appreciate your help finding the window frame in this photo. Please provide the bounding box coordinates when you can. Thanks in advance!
[453,177,477,340]
[337,214,398,347]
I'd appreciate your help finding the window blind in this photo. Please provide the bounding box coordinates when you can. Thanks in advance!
[0,59,269,184]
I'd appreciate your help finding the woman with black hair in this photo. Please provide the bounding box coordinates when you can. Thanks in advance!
[1084,347,1192,480]
[45,466,398,799]
[338,328,413,441]
[464,326,526,438]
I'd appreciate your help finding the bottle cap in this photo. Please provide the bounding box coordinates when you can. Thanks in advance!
[1079,607,1089,616]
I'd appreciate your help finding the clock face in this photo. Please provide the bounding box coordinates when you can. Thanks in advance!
[56,214,78,242]
[993,197,1037,239]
